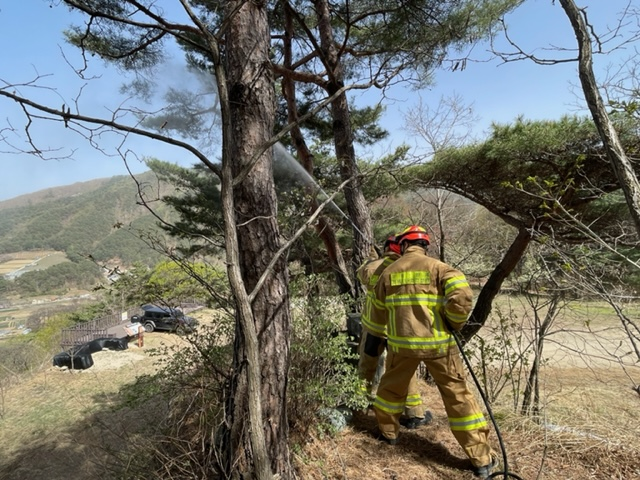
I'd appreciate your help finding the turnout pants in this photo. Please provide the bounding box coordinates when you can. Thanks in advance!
[373,349,493,468]
[358,331,424,418]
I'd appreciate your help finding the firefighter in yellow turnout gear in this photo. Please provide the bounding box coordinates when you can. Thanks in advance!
[370,226,497,479]
[356,236,431,429]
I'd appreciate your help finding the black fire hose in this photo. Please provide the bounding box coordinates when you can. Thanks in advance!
[448,326,525,480]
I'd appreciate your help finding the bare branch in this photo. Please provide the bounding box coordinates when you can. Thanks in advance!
[0,88,221,177]
[233,80,377,187]
[248,176,354,303]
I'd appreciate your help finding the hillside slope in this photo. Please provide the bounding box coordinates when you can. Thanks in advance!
[0,171,175,267]
[0,330,638,480]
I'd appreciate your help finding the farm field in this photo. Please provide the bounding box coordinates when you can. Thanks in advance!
[0,250,69,278]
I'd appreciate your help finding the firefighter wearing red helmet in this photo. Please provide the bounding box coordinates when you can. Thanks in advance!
[356,235,431,429]
[369,225,497,478]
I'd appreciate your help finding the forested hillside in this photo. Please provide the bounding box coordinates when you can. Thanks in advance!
[0,171,172,267]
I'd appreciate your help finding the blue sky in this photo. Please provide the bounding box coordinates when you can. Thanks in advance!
[0,0,636,201]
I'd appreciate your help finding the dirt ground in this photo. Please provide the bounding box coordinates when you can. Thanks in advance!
[295,305,640,480]
[0,308,639,480]
[297,374,640,480]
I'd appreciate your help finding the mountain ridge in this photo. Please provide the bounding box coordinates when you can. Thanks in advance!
[0,177,113,211]
[0,171,173,267]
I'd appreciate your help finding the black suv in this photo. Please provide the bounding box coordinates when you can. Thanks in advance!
[131,304,198,334]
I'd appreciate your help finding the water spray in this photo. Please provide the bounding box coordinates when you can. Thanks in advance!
[272,142,369,242]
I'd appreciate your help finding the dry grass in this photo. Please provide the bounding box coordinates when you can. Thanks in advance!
[295,377,640,480]
[0,331,181,480]
[1,306,639,480]
[295,293,640,480]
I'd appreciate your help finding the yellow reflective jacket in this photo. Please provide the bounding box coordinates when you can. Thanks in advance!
[371,245,473,358]
[356,251,400,337]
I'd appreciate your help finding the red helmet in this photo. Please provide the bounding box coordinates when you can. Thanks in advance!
[383,235,401,255]
[396,225,430,245]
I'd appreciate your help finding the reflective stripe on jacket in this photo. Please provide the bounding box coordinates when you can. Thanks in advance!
[357,252,399,337]
[371,245,473,358]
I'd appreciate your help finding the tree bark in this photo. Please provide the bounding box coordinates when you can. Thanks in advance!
[560,0,640,237]
[461,227,533,341]
[435,190,447,263]
[223,1,292,477]
[313,0,374,294]
[521,296,558,417]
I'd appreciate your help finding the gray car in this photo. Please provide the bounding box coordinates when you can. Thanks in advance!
[132,304,198,334]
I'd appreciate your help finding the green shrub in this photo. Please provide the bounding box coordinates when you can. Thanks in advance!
[111,311,235,478]
[106,275,367,476]
[288,275,368,435]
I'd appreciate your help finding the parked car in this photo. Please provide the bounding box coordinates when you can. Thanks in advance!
[131,304,198,334]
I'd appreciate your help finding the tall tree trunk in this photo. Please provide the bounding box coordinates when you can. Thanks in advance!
[313,0,374,295]
[461,227,532,341]
[282,4,353,296]
[223,1,292,477]
[560,0,640,237]
[521,296,558,417]
[435,190,447,263]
